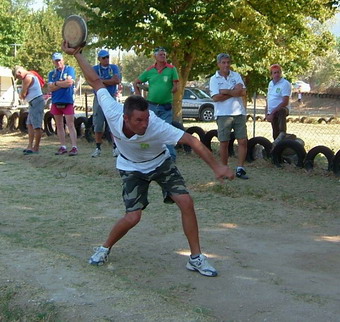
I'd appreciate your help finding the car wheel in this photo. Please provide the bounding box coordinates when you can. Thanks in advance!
[304,145,334,171]
[271,139,306,168]
[199,106,214,122]
[246,136,272,162]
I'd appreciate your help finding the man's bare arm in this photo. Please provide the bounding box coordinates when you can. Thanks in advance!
[178,133,235,181]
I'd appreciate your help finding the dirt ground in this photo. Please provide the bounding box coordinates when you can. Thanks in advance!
[0,130,339,322]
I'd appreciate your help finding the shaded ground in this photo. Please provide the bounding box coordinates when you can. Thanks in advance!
[0,132,339,321]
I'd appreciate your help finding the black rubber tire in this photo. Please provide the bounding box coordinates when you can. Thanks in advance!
[45,98,51,110]
[8,112,19,131]
[203,129,235,156]
[172,121,190,152]
[0,110,11,130]
[246,114,254,122]
[271,139,306,168]
[185,126,205,142]
[44,111,56,136]
[74,116,89,138]
[202,129,217,151]
[318,118,327,124]
[246,136,272,162]
[18,111,28,133]
[304,145,334,171]
[333,150,340,176]
[84,115,94,143]
[199,105,214,122]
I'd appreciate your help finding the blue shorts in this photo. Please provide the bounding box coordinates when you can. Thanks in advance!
[27,95,44,129]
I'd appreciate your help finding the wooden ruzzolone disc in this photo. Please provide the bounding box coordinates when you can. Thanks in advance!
[62,15,88,48]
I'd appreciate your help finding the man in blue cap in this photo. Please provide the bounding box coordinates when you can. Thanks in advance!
[48,52,78,156]
[91,49,121,158]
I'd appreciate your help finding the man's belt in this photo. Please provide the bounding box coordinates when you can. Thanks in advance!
[120,150,166,163]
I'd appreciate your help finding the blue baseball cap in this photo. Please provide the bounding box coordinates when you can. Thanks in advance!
[98,49,109,58]
[52,52,63,61]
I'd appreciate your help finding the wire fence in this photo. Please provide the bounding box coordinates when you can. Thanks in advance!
[246,94,340,152]
[73,92,340,153]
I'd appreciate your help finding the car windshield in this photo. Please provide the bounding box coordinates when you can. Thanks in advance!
[188,88,211,99]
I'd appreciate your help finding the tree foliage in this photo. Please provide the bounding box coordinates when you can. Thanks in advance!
[121,53,154,83]
[0,0,26,67]
[80,0,338,119]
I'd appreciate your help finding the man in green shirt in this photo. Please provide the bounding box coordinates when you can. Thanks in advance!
[134,47,179,161]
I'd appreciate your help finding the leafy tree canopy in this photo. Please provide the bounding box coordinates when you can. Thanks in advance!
[80,0,338,118]
[0,0,26,67]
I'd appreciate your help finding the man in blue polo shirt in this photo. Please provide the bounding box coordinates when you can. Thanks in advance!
[91,49,121,158]
[48,52,78,156]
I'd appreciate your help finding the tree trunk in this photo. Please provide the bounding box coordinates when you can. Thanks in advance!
[171,51,195,123]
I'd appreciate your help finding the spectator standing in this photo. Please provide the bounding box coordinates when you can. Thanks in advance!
[133,47,179,161]
[62,41,235,277]
[265,64,292,144]
[12,66,44,155]
[48,52,78,156]
[91,49,121,158]
[209,53,249,179]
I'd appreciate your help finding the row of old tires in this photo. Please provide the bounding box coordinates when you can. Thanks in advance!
[174,124,340,176]
[2,112,339,176]
[246,114,339,124]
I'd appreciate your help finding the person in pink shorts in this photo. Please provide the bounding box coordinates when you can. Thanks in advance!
[48,52,78,156]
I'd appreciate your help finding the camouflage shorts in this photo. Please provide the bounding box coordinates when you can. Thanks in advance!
[119,158,189,212]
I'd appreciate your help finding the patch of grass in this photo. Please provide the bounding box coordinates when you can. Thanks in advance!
[0,284,58,321]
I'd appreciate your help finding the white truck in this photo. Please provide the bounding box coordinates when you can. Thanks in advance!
[0,66,29,131]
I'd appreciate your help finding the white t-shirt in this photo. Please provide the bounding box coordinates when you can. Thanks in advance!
[267,78,292,114]
[209,70,246,116]
[97,88,184,173]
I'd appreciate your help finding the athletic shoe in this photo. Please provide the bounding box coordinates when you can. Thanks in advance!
[23,149,39,155]
[89,246,110,265]
[91,148,101,158]
[236,168,249,179]
[186,254,217,277]
[112,147,120,157]
[68,147,78,156]
[55,146,67,155]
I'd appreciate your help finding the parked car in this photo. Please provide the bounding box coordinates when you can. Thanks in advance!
[182,87,215,122]
[292,80,311,92]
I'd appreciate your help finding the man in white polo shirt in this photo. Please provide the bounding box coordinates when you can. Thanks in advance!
[265,64,292,143]
[62,41,235,277]
[209,53,249,179]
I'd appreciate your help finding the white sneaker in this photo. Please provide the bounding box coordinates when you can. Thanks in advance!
[89,246,110,265]
[186,254,217,277]
[112,147,119,157]
[92,148,101,158]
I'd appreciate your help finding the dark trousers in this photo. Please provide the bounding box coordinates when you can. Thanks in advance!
[271,107,289,140]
